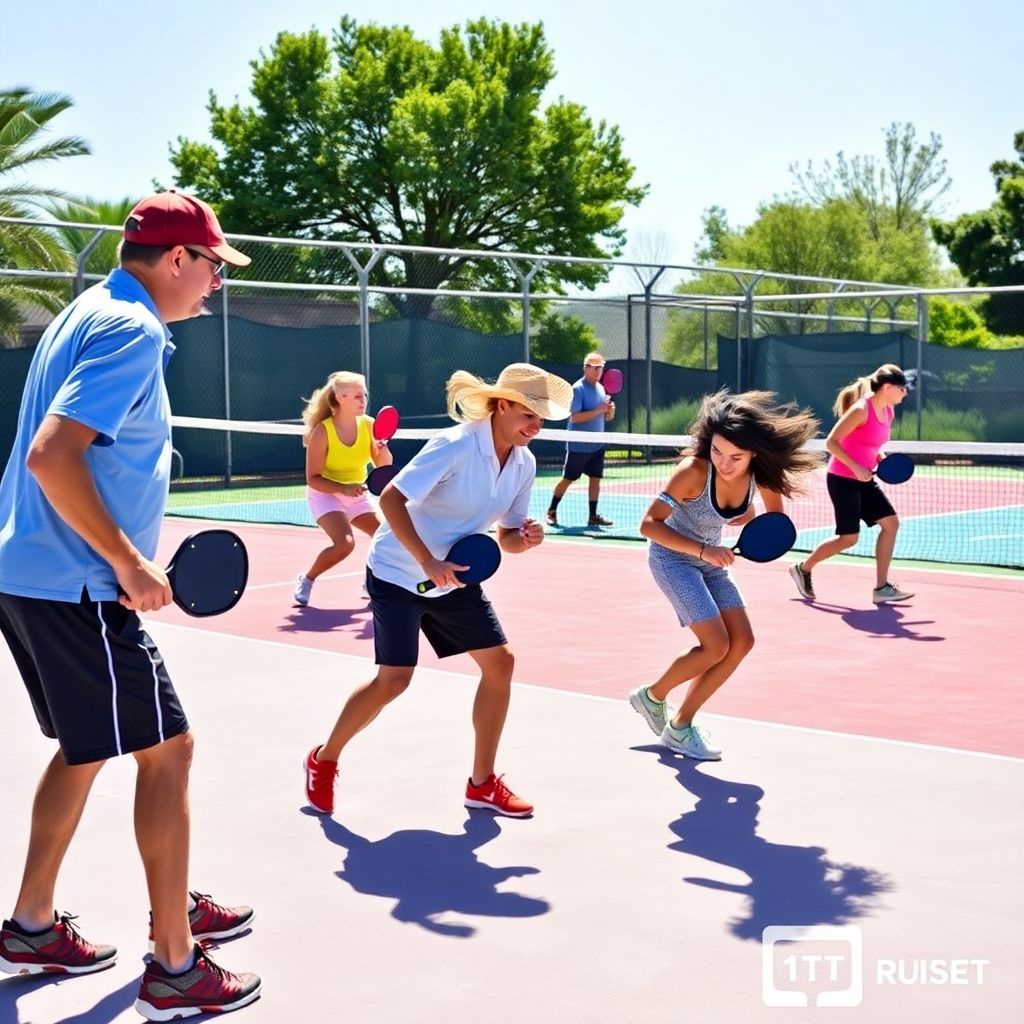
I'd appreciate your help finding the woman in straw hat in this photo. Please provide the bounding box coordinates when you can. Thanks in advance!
[303,363,573,818]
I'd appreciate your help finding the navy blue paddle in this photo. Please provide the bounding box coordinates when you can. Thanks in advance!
[416,534,502,594]
[366,464,399,496]
[876,453,914,484]
[730,512,796,563]
[166,529,249,616]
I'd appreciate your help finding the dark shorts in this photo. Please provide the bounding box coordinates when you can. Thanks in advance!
[0,590,189,765]
[562,448,605,481]
[366,569,507,667]
[827,473,897,535]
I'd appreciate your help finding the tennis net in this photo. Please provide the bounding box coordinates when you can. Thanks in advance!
[168,416,1024,569]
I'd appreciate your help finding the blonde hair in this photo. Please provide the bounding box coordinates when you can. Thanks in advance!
[446,370,502,423]
[833,364,904,416]
[301,371,365,444]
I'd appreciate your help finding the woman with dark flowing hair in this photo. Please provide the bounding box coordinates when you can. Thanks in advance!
[629,390,819,760]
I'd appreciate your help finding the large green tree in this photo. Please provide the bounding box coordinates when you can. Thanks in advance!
[932,131,1024,335]
[172,18,647,317]
[0,87,90,342]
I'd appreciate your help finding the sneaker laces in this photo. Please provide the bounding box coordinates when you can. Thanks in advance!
[491,774,512,799]
[193,945,230,980]
[189,891,226,915]
[56,912,91,952]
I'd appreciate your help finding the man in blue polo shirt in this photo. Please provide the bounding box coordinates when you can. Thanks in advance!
[545,352,616,528]
[0,191,261,1020]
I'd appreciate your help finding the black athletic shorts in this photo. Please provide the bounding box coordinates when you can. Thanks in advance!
[562,448,605,481]
[0,590,189,765]
[366,569,506,667]
[827,473,897,535]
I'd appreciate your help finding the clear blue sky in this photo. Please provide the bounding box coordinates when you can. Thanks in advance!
[5,0,1021,265]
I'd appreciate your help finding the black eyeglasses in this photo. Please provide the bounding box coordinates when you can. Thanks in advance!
[185,248,226,276]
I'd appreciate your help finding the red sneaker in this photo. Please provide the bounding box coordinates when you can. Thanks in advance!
[464,773,533,817]
[304,745,338,814]
[135,944,261,1020]
[149,891,254,949]
[0,912,117,975]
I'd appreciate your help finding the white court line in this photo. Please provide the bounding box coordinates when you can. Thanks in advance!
[149,619,1024,764]
[163,515,1021,580]
[247,570,364,591]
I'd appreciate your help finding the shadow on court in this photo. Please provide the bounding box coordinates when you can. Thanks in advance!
[797,601,945,642]
[314,811,549,937]
[0,972,138,1024]
[277,607,374,639]
[636,747,894,942]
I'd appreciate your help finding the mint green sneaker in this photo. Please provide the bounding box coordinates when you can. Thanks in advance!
[660,722,722,760]
[628,686,673,736]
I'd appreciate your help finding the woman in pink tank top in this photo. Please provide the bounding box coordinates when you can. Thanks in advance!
[789,364,915,605]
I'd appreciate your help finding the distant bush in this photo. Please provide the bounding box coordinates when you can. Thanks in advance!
[891,403,986,442]
[626,397,704,436]
[928,297,1024,351]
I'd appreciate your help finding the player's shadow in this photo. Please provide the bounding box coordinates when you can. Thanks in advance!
[278,606,373,638]
[315,812,549,937]
[0,972,138,1024]
[800,601,944,641]
[636,747,893,942]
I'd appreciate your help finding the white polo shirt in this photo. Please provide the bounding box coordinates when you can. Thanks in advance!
[367,417,535,596]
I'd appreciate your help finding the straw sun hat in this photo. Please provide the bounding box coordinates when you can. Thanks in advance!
[449,363,574,422]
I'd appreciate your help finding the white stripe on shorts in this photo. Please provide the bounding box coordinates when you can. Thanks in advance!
[95,603,123,756]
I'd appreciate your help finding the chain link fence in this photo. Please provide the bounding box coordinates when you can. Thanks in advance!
[2,217,1023,460]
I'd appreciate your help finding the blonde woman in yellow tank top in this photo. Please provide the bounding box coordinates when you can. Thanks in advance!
[293,372,393,606]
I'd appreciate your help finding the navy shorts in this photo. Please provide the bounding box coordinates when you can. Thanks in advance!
[0,590,189,765]
[827,473,897,535]
[366,569,507,667]
[562,448,605,481]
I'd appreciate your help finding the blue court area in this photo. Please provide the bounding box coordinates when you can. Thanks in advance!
[167,490,1024,568]
[795,505,1024,567]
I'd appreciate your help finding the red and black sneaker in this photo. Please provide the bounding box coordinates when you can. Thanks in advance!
[464,773,534,818]
[149,891,254,949]
[0,912,117,975]
[135,944,261,1020]
[303,745,338,814]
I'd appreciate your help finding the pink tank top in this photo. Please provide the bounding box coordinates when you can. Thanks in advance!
[827,399,892,479]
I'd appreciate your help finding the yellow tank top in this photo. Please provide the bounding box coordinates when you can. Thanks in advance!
[321,416,373,485]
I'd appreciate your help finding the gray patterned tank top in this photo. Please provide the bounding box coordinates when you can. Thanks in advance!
[654,464,755,550]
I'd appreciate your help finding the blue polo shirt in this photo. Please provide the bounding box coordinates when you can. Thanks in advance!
[0,269,175,601]
[566,377,609,453]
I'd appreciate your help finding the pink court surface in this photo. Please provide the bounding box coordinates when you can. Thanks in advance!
[1,518,1022,1023]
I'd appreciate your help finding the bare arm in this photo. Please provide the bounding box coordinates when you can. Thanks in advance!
[26,415,172,611]
[757,486,784,514]
[498,519,542,553]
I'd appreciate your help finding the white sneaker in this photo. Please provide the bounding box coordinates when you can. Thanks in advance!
[872,582,914,604]
[293,574,313,606]
[628,686,674,736]
[660,722,722,760]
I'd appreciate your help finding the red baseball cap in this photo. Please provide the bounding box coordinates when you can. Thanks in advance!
[123,189,251,267]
